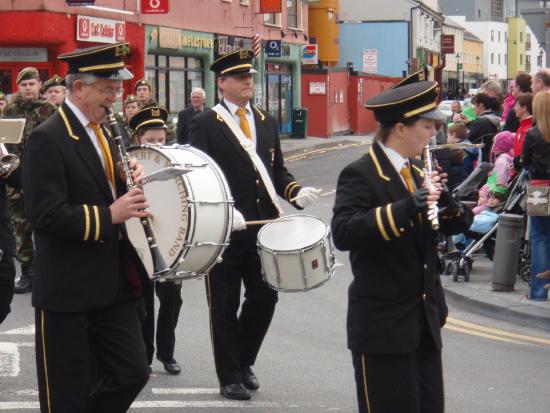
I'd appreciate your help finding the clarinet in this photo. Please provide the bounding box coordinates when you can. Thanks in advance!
[105,108,171,278]
[423,144,440,231]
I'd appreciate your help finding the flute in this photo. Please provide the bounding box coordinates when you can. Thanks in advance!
[105,108,171,278]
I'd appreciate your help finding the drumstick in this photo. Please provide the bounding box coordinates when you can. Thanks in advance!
[289,188,323,203]
[245,217,297,226]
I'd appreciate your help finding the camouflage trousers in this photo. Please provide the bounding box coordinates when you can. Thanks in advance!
[7,197,34,265]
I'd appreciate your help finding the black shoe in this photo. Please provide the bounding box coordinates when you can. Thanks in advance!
[159,358,181,375]
[242,366,260,391]
[14,263,33,294]
[14,277,32,294]
[220,383,250,400]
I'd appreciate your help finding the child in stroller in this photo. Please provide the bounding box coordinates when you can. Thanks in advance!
[441,168,529,282]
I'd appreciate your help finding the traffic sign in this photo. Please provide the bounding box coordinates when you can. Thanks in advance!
[141,0,170,14]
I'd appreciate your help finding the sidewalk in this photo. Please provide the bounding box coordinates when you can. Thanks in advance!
[281,133,550,332]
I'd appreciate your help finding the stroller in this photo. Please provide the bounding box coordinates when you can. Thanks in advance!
[440,168,529,282]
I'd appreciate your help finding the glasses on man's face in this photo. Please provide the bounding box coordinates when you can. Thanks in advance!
[90,84,125,98]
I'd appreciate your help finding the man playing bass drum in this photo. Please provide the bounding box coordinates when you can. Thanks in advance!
[332,80,473,413]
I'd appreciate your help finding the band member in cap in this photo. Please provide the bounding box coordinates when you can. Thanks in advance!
[2,66,57,295]
[0,92,7,115]
[389,69,426,89]
[129,107,184,375]
[331,81,473,413]
[43,74,66,107]
[134,79,176,143]
[177,87,208,144]
[22,42,151,412]
[189,49,319,401]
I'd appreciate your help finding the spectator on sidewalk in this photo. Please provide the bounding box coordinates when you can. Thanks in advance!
[465,93,501,162]
[531,68,550,95]
[501,80,515,124]
[512,93,533,170]
[503,73,532,133]
[0,93,7,115]
[176,87,208,145]
[522,91,550,301]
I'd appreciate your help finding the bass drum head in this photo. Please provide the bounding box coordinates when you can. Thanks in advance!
[125,146,191,277]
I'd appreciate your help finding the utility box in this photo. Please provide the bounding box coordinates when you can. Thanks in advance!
[291,108,308,138]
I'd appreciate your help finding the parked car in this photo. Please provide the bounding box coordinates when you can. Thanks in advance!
[438,100,457,117]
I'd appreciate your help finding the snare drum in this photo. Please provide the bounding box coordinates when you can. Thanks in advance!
[125,145,233,280]
[257,215,335,292]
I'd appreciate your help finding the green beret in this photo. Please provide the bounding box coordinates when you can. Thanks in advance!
[135,79,152,90]
[43,74,65,92]
[124,94,139,106]
[16,67,40,84]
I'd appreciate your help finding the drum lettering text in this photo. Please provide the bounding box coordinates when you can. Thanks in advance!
[169,226,186,257]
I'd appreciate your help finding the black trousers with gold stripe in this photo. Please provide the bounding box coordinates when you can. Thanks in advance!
[351,320,444,413]
[205,237,278,386]
[35,300,149,413]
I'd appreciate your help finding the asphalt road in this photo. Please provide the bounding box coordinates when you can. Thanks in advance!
[1,145,549,412]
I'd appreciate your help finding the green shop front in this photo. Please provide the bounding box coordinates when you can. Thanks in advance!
[145,26,215,113]
[256,42,303,135]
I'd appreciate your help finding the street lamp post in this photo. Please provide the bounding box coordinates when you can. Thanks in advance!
[475,55,480,87]
[456,53,461,98]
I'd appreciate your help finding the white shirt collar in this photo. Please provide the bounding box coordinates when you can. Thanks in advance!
[223,98,252,117]
[378,141,409,174]
[64,97,91,130]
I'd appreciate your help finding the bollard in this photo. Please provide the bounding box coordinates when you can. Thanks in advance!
[492,214,524,291]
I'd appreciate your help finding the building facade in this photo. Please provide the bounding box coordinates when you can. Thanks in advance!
[338,0,443,79]
[442,17,465,97]
[0,0,308,134]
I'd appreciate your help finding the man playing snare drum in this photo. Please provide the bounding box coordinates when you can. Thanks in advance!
[189,49,318,400]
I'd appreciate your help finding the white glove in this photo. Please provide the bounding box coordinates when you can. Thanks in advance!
[295,187,319,209]
[231,208,246,232]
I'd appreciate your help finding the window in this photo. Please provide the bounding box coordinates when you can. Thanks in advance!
[287,0,299,29]
[520,32,523,42]
[498,31,501,42]
[505,53,507,64]
[491,53,494,64]
[491,30,494,41]
[478,9,481,18]
[240,0,249,4]
[264,13,281,26]
[505,31,507,42]
[498,54,500,64]
[520,54,523,64]
[145,54,204,113]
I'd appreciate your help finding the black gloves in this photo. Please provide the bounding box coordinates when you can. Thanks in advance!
[406,188,430,218]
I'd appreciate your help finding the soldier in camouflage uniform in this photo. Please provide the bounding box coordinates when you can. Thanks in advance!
[2,67,57,293]
[0,92,7,115]
[123,93,140,144]
[134,79,176,143]
[43,74,66,107]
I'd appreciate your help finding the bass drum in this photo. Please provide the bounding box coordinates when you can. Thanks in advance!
[125,144,233,280]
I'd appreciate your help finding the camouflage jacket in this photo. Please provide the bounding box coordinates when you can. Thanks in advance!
[2,93,57,199]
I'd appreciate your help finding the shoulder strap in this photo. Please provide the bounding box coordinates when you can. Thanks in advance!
[212,104,283,214]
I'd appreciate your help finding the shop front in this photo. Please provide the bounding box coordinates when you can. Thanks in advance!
[0,11,144,99]
[258,43,303,135]
[145,26,214,113]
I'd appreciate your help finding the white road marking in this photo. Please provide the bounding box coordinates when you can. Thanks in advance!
[0,325,35,335]
[0,342,19,377]
[131,400,280,408]
[0,400,280,410]
[15,390,39,397]
[152,388,219,395]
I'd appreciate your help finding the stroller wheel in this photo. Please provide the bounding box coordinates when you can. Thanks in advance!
[444,260,454,275]
[463,262,470,282]
[519,264,531,283]
[452,262,459,282]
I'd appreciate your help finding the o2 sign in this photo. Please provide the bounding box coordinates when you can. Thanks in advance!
[141,0,170,14]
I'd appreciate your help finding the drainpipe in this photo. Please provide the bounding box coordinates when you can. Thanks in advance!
[410,4,420,73]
